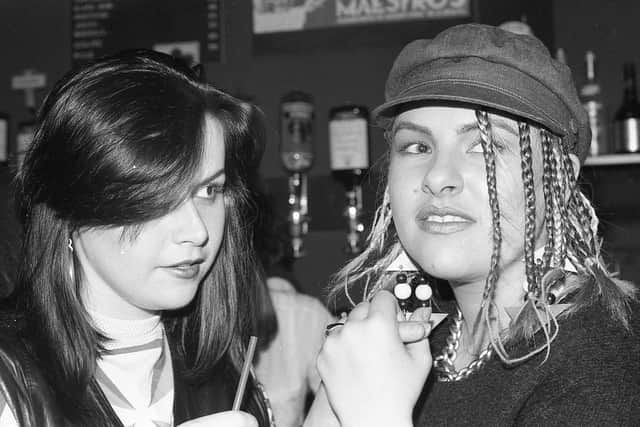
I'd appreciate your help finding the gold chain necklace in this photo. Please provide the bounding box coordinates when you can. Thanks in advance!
[433,306,494,382]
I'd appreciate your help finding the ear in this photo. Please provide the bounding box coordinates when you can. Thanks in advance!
[568,153,581,181]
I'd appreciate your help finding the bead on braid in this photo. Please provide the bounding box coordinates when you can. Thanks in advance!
[475,110,502,304]
[518,122,538,295]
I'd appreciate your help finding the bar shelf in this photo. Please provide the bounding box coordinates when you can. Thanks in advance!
[584,153,640,166]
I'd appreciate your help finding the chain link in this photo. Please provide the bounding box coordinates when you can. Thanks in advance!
[433,306,494,382]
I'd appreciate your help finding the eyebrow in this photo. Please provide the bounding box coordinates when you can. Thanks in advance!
[457,117,518,137]
[391,116,519,139]
[196,168,225,186]
[390,121,434,138]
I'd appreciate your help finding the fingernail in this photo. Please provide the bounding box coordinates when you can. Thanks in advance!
[424,324,432,337]
[413,307,431,321]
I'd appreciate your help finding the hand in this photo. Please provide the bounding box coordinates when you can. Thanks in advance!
[399,306,433,343]
[303,383,340,427]
[177,411,258,427]
[317,291,432,427]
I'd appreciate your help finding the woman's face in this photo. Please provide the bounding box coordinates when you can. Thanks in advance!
[388,106,546,286]
[75,115,227,319]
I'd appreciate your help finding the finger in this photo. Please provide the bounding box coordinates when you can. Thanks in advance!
[305,384,341,427]
[325,321,345,338]
[217,411,257,427]
[347,300,370,321]
[405,335,432,368]
[367,290,401,321]
[237,412,259,427]
[398,321,429,343]
[409,306,432,323]
[179,411,258,427]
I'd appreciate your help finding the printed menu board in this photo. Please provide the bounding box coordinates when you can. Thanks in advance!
[253,0,470,34]
[71,0,221,66]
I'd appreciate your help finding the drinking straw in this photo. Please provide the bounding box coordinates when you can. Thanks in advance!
[232,335,258,411]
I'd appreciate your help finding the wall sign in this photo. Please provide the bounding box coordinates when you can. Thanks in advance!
[253,0,470,34]
[71,0,222,66]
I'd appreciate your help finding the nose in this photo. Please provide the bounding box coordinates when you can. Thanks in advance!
[172,199,209,246]
[421,151,464,197]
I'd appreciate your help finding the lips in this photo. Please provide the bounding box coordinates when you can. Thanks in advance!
[416,206,475,234]
[164,258,205,279]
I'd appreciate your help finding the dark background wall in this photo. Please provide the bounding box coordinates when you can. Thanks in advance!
[1,0,639,304]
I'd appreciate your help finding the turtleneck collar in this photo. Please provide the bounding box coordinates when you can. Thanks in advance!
[87,307,163,348]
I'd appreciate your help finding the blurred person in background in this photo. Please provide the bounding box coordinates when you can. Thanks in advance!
[243,136,333,427]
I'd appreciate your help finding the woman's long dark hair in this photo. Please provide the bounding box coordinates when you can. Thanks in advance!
[15,50,269,425]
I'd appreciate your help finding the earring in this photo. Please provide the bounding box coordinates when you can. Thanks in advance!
[413,274,433,308]
[387,250,415,317]
[68,238,75,283]
[386,250,434,319]
[386,249,417,272]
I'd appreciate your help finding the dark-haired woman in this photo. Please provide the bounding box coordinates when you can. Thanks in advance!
[306,24,640,427]
[0,50,272,426]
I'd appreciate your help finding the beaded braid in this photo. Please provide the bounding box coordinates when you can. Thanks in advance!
[549,139,568,268]
[540,130,555,269]
[518,122,539,294]
[475,119,561,364]
[487,122,566,364]
[556,137,635,327]
[561,143,597,255]
[475,110,502,305]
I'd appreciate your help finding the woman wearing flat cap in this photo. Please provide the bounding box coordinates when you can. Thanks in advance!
[304,23,640,427]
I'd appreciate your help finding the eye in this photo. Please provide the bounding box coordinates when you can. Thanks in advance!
[398,141,432,155]
[195,182,225,200]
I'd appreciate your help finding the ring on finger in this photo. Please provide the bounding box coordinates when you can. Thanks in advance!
[325,321,345,337]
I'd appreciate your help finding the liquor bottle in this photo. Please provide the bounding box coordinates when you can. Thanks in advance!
[613,62,640,153]
[580,51,608,156]
[0,110,8,163]
[329,104,369,254]
[328,104,370,189]
[279,91,314,258]
[280,91,314,172]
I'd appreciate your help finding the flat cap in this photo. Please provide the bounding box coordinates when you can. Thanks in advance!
[373,24,590,163]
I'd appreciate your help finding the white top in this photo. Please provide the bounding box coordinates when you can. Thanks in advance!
[0,311,174,427]
[0,394,18,427]
[90,309,174,427]
[255,277,333,427]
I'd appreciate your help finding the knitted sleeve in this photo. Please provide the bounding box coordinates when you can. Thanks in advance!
[515,308,640,426]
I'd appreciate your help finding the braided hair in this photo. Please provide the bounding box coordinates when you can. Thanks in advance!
[474,111,636,363]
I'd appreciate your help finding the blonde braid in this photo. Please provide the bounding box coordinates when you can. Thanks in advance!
[518,122,538,294]
[553,139,636,329]
[327,188,399,306]
[488,122,563,365]
[549,140,567,268]
[475,110,502,304]
[540,130,555,269]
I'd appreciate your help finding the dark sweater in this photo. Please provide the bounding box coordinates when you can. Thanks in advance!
[414,301,640,426]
